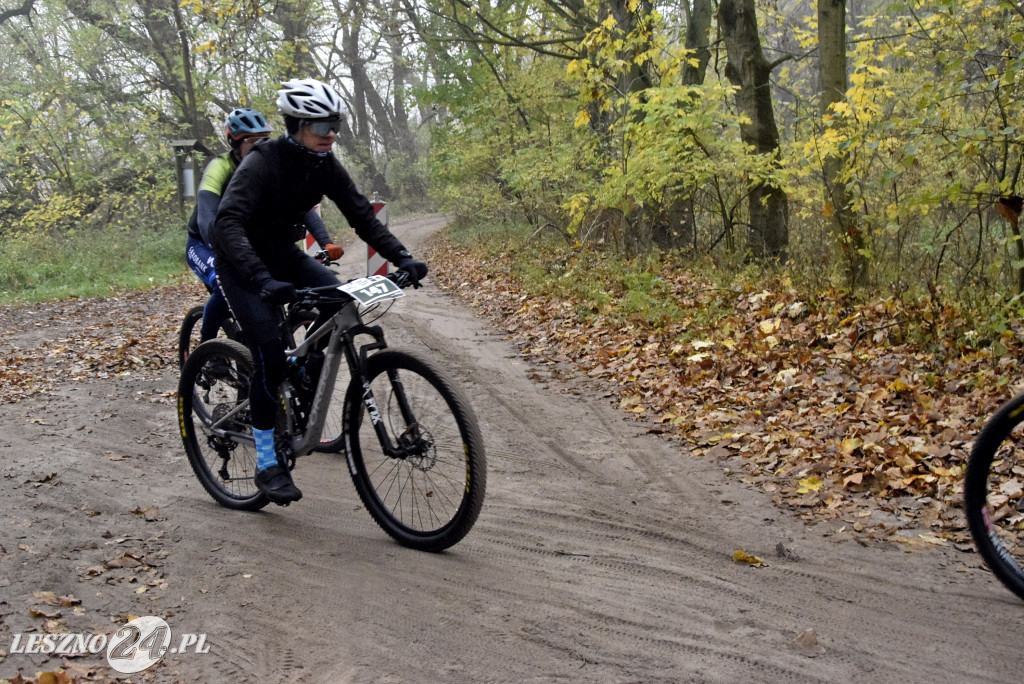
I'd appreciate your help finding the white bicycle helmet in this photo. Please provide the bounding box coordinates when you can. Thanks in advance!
[276,78,346,119]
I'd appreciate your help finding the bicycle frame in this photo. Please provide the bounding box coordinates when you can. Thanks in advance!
[200,281,406,464]
[279,298,387,458]
[180,271,486,549]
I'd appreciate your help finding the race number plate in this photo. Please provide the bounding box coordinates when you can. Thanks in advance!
[338,275,405,306]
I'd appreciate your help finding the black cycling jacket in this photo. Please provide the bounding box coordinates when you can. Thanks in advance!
[211,136,407,287]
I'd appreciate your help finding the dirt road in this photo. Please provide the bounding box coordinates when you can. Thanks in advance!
[0,215,1020,683]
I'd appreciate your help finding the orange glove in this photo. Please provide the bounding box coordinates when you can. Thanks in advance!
[324,243,344,261]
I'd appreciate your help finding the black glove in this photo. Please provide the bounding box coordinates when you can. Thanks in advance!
[394,251,428,288]
[258,277,297,305]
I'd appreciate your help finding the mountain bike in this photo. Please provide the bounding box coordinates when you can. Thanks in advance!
[965,393,1024,600]
[176,272,486,552]
[177,271,343,452]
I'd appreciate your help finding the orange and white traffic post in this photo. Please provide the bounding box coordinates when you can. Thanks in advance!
[302,197,389,278]
[367,194,388,277]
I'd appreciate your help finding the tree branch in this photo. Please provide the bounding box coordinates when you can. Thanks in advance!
[0,0,35,25]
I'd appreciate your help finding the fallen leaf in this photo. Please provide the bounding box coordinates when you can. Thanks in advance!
[795,628,817,647]
[774,368,799,386]
[36,671,73,684]
[107,552,143,569]
[918,534,947,546]
[797,476,823,494]
[732,550,766,567]
[839,438,862,455]
[33,591,60,605]
[131,506,160,521]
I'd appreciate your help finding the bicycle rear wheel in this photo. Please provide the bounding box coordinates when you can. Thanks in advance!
[965,392,1024,601]
[178,339,268,511]
[343,350,486,552]
[178,305,241,368]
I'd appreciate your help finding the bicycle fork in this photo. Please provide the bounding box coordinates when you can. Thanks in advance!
[335,326,428,462]
[358,368,431,462]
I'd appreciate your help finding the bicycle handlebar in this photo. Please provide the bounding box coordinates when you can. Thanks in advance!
[293,270,412,307]
[311,250,414,288]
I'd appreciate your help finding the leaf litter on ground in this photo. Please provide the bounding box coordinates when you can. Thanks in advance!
[426,237,1019,551]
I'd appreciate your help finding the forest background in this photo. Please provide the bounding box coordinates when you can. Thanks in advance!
[2,0,1024,545]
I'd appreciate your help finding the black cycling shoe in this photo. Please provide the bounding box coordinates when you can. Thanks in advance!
[254,465,303,506]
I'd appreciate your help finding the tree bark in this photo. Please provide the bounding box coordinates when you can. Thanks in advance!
[0,0,34,25]
[718,0,789,260]
[382,4,428,202]
[819,0,864,286]
[271,0,318,77]
[682,0,713,87]
[663,0,715,253]
[335,2,392,198]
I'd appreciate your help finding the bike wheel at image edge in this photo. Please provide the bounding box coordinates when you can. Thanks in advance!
[178,338,268,511]
[965,392,1024,601]
[343,349,486,552]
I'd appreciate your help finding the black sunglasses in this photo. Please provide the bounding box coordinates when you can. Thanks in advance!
[304,118,342,136]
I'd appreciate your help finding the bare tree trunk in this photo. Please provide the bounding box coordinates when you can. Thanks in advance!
[271,0,318,77]
[997,197,1024,294]
[666,0,715,252]
[382,5,428,202]
[336,5,392,198]
[64,0,217,154]
[0,0,35,26]
[682,0,713,87]
[718,0,789,260]
[819,0,864,286]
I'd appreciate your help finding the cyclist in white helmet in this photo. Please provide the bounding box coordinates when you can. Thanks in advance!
[210,78,427,505]
[185,107,344,343]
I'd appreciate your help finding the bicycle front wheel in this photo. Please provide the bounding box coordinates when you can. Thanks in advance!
[178,339,268,511]
[344,350,486,552]
[965,392,1024,601]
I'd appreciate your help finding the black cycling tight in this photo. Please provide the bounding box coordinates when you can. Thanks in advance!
[217,252,339,430]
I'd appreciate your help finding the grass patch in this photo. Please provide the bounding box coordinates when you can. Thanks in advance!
[0,222,191,304]
[438,220,706,329]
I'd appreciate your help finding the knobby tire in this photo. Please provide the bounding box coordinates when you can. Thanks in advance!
[343,350,486,552]
[965,392,1024,601]
[178,339,268,511]
[178,305,241,368]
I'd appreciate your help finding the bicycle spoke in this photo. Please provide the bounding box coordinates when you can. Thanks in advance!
[179,340,266,511]
[345,350,485,551]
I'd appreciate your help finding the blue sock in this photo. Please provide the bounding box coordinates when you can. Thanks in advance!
[253,427,278,471]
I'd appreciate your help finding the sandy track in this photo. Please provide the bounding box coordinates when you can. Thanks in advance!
[0,214,1019,683]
